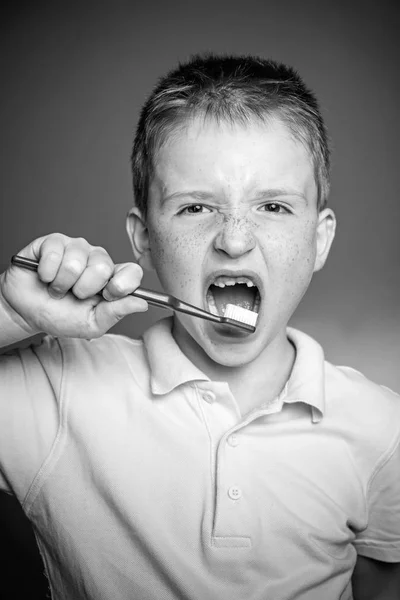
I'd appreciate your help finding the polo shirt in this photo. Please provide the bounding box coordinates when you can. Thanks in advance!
[1,318,400,600]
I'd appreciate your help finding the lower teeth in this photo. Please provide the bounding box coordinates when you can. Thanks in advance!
[206,289,260,316]
[206,290,220,315]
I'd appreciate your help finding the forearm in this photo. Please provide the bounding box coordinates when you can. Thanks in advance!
[0,280,37,347]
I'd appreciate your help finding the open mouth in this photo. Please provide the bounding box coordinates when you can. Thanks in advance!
[206,275,261,317]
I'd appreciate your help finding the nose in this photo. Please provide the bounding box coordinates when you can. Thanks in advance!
[213,214,256,259]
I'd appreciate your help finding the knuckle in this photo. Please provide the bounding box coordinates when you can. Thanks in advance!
[92,245,109,255]
[45,233,69,248]
[64,259,83,275]
[66,237,90,254]
[48,232,67,242]
[93,261,113,279]
[75,237,89,246]
[46,250,63,263]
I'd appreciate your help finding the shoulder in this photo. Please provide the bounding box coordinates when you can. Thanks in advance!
[288,326,400,424]
[52,333,148,379]
[56,332,144,359]
[289,324,400,462]
[1,332,148,388]
[324,360,399,410]
[323,360,400,458]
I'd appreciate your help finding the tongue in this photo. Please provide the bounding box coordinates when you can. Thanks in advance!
[210,284,256,315]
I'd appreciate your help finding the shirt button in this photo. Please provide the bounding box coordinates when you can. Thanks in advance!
[228,486,242,500]
[227,434,239,447]
[202,391,216,403]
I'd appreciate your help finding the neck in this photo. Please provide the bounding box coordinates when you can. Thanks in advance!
[172,321,295,414]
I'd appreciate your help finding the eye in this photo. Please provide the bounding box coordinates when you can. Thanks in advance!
[179,204,212,215]
[260,202,290,214]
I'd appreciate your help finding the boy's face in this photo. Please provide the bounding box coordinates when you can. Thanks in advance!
[130,117,335,368]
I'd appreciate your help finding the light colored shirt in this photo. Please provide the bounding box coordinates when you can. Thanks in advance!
[1,318,400,600]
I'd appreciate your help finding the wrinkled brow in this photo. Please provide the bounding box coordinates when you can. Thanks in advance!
[161,188,308,204]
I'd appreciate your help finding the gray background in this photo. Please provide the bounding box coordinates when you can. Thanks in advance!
[1,0,399,394]
[0,1,399,597]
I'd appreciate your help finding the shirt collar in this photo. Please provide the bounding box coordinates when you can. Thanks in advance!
[285,327,325,422]
[142,318,209,395]
[142,318,325,421]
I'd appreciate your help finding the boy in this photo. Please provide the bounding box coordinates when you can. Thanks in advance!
[1,54,399,600]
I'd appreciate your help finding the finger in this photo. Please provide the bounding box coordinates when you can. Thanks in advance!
[35,234,69,283]
[49,239,92,299]
[72,248,114,299]
[102,263,143,301]
[94,295,149,333]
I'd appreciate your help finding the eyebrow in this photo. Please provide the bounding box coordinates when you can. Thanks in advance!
[162,190,214,203]
[162,188,308,204]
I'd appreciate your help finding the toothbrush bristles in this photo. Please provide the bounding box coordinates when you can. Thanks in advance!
[224,304,258,328]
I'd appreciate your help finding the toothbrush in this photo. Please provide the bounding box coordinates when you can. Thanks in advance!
[11,255,258,333]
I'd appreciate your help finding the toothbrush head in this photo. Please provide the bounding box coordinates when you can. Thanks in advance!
[222,303,258,332]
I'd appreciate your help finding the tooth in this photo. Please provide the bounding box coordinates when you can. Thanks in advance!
[212,275,258,287]
[207,289,219,315]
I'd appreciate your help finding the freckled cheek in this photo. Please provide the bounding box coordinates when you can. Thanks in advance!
[148,227,209,293]
[260,227,317,275]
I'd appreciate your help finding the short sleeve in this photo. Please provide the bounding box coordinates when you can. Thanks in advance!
[0,336,61,501]
[354,431,400,562]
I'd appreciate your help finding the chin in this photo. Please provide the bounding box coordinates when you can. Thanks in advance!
[206,341,262,368]
[173,312,277,369]
[198,323,265,367]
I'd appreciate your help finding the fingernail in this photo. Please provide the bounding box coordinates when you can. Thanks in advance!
[102,289,114,302]
[48,287,65,299]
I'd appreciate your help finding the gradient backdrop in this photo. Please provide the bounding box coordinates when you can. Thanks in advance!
[1,1,399,597]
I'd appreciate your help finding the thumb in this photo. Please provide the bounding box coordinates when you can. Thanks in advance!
[93,295,149,333]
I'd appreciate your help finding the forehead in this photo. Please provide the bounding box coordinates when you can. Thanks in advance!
[151,116,317,201]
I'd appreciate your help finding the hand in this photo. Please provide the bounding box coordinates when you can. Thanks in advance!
[0,233,148,339]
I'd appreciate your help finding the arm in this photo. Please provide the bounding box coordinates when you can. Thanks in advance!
[352,556,400,600]
[0,234,148,499]
[351,388,400,599]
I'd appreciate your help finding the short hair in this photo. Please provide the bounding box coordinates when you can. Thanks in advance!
[131,53,330,219]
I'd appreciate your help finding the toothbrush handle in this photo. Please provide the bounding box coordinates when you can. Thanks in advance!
[130,287,177,310]
[10,255,39,272]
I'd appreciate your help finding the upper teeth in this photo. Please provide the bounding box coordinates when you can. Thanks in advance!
[212,276,255,288]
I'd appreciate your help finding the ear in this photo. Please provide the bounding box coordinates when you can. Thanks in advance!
[313,208,336,273]
[126,207,155,271]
